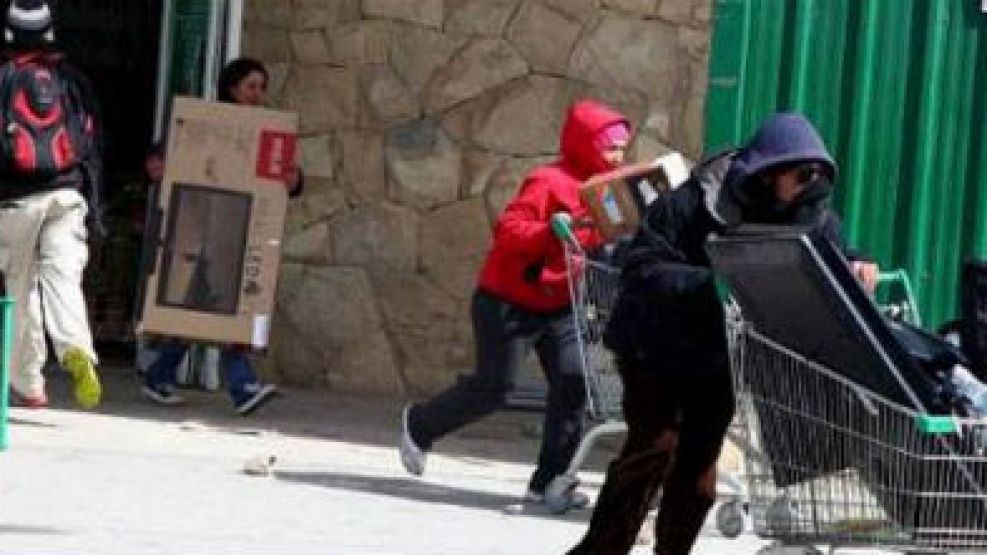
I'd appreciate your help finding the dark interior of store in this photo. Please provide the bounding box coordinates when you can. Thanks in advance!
[49,0,163,359]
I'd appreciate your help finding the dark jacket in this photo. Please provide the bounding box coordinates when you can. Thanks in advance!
[605,113,850,374]
[476,100,624,312]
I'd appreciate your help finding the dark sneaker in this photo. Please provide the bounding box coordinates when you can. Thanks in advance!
[141,383,185,406]
[399,404,426,476]
[233,383,278,416]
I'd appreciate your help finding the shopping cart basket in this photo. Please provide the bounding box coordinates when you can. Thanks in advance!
[728,315,987,554]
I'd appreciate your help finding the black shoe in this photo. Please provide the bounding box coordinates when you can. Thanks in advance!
[233,383,279,415]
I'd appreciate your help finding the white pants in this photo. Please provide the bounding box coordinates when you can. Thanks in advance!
[0,188,97,398]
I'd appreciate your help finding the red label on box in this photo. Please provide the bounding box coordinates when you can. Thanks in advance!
[256,130,297,181]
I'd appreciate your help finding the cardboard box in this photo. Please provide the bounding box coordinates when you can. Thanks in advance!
[137,97,298,349]
[580,153,690,240]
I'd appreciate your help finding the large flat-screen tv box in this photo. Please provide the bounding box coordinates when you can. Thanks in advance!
[138,97,298,349]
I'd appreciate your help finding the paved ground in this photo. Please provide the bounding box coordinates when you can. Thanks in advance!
[0,366,780,554]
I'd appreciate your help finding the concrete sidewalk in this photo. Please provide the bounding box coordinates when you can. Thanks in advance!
[0,367,770,554]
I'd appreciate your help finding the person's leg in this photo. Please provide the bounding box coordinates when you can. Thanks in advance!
[223,348,256,393]
[653,362,735,555]
[13,280,47,405]
[528,308,586,494]
[37,190,100,408]
[407,291,534,450]
[222,347,277,415]
[0,195,47,403]
[144,341,189,389]
[568,363,678,555]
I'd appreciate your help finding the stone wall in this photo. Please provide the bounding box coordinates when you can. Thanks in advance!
[245,0,712,395]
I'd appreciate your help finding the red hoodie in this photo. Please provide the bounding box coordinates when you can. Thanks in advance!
[476,100,628,312]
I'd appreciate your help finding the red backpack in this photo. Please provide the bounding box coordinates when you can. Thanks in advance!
[0,54,93,181]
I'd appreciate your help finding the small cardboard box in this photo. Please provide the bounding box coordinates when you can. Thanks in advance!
[137,97,298,349]
[580,155,686,240]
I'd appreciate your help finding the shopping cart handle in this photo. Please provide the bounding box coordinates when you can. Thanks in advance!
[915,414,959,435]
[876,268,922,326]
[551,212,578,246]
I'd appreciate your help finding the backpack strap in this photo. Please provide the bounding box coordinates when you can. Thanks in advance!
[54,59,104,214]
[0,60,21,173]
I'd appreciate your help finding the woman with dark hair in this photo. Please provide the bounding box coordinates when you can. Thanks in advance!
[217,57,268,105]
[140,57,302,415]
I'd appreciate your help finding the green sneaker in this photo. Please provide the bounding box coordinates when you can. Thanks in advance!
[62,348,102,409]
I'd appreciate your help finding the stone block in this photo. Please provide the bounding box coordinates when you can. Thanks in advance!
[444,0,519,37]
[332,202,419,270]
[363,0,443,28]
[424,38,528,113]
[420,198,491,301]
[386,119,462,210]
[339,131,387,202]
[505,2,582,74]
[284,66,360,133]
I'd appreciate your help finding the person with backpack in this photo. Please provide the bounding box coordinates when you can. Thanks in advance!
[398,99,630,509]
[0,0,103,409]
[139,58,302,415]
[567,113,878,555]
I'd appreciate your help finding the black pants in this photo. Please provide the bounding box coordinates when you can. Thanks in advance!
[408,290,586,492]
[569,358,735,555]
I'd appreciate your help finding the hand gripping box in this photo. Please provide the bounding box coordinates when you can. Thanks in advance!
[137,97,298,349]
[580,152,690,241]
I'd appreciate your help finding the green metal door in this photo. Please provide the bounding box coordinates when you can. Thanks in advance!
[153,0,238,141]
[706,0,987,328]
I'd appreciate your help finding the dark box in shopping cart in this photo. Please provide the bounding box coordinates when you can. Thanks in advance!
[137,97,298,349]
[706,227,941,485]
[707,227,942,411]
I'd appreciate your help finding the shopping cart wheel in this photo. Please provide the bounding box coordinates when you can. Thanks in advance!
[715,499,744,538]
[544,475,580,514]
[764,497,797,535]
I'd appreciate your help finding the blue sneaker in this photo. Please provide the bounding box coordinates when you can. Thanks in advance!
[233,382,278,416]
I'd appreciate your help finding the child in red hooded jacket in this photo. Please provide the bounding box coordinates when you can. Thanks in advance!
[399,100,630,507]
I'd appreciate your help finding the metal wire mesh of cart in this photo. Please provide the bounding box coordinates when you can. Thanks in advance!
[563,242,622,422]
[728,319,987,553]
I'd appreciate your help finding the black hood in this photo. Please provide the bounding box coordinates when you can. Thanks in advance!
[699,113,838,229]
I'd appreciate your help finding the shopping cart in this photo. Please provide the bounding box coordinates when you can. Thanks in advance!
[542,239,625,514]
[727,306,987,554]
[543,226,747,535]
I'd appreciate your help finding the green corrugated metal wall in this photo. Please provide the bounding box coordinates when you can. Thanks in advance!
[705,0,987,328]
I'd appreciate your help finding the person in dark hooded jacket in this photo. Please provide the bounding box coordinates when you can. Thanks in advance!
[399,99,631,507]
[568,113,878,555]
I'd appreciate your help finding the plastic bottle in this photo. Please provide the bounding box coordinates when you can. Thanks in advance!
[950,365,987,417]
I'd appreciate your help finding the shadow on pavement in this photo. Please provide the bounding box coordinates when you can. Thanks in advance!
[7,417,59,428]
[0,524,68,536]
[27,365,620,473]
[275,470,592,523]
